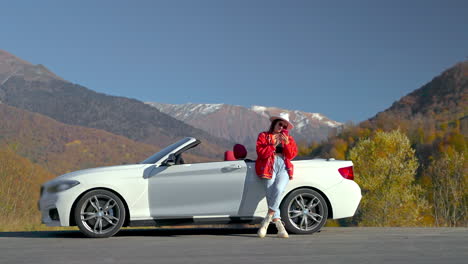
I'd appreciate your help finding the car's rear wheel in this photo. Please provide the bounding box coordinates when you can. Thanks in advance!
[280,188,328,234]
[74,189,126,238]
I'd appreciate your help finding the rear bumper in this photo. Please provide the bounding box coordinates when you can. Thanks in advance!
[324,179,362,219]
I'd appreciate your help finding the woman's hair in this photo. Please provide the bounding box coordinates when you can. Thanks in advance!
[268,119,281,133]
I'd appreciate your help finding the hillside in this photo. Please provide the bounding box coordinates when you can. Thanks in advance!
[310,61,467,159]
[371,61,467,126]
[0,50,232,160]
[0,49,63,83]
[0,103,161,175]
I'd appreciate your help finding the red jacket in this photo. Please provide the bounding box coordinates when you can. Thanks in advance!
[255,131,298,180]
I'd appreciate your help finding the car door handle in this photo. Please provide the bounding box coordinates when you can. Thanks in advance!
[221,164,242,172]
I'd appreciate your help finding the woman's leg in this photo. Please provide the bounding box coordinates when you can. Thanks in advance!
[271,169,289,221]
[264,172,277,217]
[258,168,278,238]
[265,156,289,222]
[265,157,290,238]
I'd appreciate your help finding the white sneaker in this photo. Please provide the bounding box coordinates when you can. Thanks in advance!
[257,214,273,238]
[275,220,289,238]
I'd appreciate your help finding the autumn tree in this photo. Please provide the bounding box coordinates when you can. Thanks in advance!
[427,151,467,227]
[349,130,429,226]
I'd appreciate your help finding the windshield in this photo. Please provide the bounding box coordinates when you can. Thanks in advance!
[140,137,193,164]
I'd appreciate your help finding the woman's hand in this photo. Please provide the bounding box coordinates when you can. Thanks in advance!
[280,133,289,144]
[272,134,280,147]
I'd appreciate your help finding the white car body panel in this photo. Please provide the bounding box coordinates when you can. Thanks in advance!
[39,137,361,227]
[148,160,247,217]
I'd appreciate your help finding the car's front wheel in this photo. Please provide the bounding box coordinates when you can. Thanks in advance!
[74,189,126,238]
[280,188,328,234]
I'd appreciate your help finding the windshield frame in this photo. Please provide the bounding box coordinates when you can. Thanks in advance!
[140,137,196,164]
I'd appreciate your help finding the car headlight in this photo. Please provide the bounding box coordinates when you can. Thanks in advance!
[47,180,80,193]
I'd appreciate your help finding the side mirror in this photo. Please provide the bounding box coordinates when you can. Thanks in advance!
[165,154,176,166]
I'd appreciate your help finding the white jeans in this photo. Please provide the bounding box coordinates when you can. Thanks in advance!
[264,156,290,219]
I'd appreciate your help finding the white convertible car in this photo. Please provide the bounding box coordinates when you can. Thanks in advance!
[39,137,361,238]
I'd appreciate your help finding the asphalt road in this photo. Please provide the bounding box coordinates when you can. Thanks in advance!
[1,227,467,264]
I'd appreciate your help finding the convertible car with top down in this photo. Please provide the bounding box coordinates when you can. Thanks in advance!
[39,137,362,238]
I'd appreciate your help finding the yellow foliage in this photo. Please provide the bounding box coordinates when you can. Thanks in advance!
[349,130,430,226]
[0,147,54,231]
[426,151,467,227]
[65,140,81,146]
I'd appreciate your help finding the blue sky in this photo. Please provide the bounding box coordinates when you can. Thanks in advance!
[1,0,467,122]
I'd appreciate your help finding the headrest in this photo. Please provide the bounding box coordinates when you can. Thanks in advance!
[224,150,236,161]
[233,144,247,159]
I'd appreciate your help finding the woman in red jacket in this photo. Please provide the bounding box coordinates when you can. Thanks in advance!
[256,113,298,238]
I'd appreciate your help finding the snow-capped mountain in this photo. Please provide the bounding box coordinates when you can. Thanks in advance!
[146,102,342,150]
[250,105,341,131]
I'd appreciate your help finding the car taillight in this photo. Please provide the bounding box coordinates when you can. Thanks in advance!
[338,166,354,180]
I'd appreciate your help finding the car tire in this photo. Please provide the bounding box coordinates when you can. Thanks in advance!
[74,189,126,238]
[280,188,328,234]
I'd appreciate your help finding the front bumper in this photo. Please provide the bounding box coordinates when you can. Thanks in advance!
[39,193,62,226]
[38,185,85,227]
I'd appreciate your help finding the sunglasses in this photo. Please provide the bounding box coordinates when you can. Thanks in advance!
[277,122,288,129]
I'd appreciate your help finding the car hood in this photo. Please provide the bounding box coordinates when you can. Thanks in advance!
[56,164,150,180]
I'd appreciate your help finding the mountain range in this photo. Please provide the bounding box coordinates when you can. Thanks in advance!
[1,48,465,166]
[146,102,342,150]
[0,50,233,160]
[0,49,341,168]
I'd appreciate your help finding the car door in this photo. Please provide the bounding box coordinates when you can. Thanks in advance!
[148,160,247,217]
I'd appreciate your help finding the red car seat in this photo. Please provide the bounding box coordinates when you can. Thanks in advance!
[224,150,236,161]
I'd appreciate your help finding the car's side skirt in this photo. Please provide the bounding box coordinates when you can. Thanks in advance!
[129,216,263,227]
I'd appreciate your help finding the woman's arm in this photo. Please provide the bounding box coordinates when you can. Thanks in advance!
[283,135,298,160]
[256,132,276,159]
